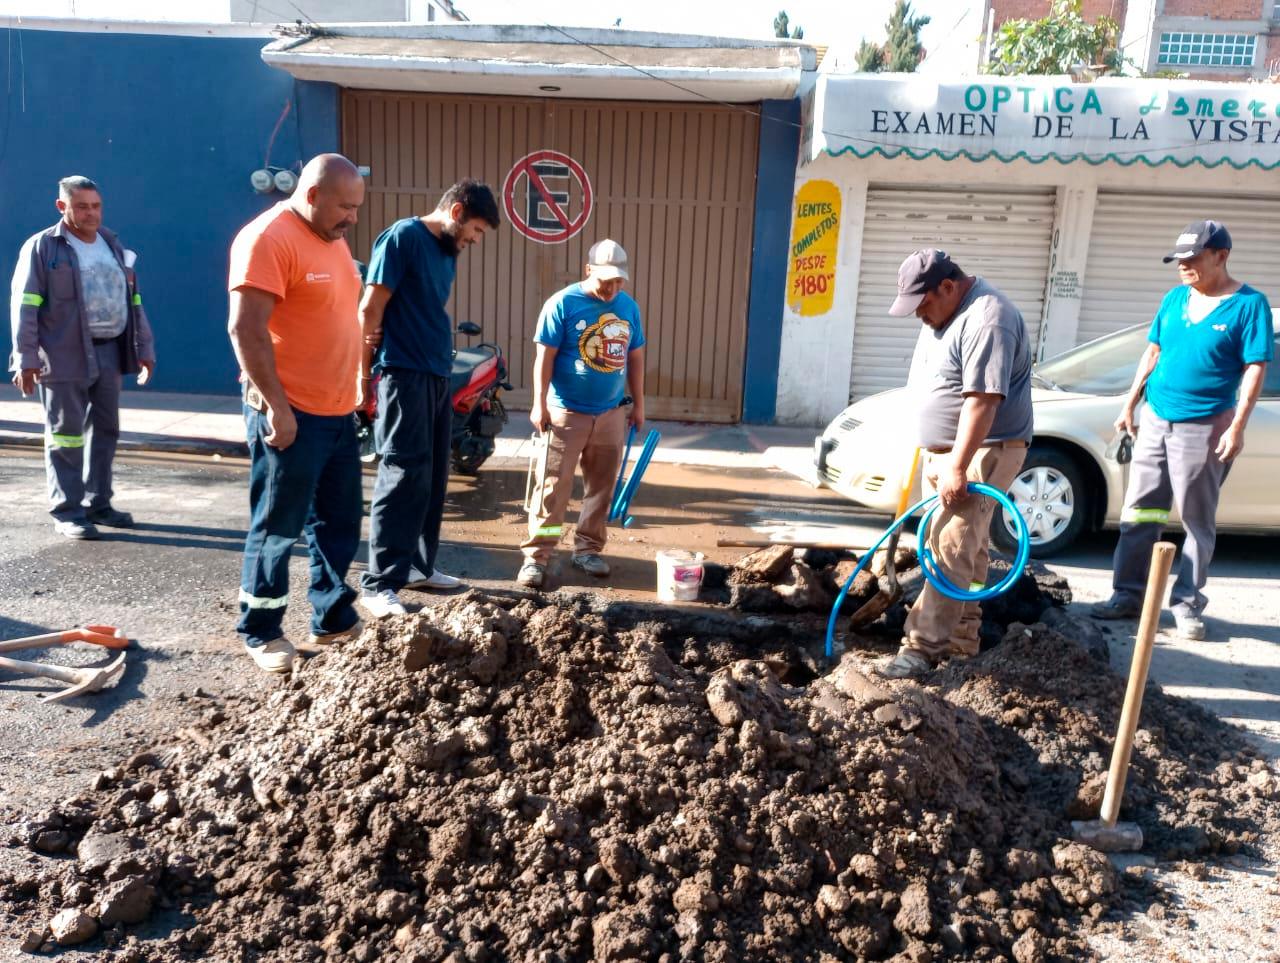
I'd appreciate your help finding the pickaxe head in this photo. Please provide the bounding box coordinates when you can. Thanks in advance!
[45,653,128,703]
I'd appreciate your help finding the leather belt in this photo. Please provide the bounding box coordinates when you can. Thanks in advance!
[927,439,1029,455]
[91,336,119,345]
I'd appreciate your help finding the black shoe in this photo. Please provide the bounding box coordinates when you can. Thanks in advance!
[1090,595,1141,620]
[87,506,134,528]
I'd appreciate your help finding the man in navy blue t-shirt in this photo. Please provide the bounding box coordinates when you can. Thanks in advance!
[1093,220,1273,639]
[517,239,646,589]
[357,179,500,617]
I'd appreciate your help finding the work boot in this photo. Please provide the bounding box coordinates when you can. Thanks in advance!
[874,649,933,679]
[1090,594,1142,620]
[54,519,100,540]
[244,637,295,674]
[87,506,134,528]
[404,568,465,591]
[309,619,364,646]
[516,562,546,589]
[360,589,408,618]
[1173,609,1206,641]
[572,554,610,577]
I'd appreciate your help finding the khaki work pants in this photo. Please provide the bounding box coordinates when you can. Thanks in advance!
[521,405,627,564]
[902,443,1027,660]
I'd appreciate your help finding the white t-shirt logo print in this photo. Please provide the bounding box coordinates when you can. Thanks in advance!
[65,233,128,340]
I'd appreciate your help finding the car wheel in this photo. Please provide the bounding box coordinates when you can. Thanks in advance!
[991,446,1089,558]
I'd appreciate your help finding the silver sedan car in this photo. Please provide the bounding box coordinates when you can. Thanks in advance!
[814,324,1280,556]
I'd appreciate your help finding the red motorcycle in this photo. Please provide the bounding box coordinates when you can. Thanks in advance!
[355,321,511,475]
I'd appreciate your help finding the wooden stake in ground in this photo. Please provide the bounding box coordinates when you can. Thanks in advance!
[1072,540,1176,852]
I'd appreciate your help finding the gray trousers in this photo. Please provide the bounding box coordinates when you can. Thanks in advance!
[1111,408,1232,616]
[38,339,123,522]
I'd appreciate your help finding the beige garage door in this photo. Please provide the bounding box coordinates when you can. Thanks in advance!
[342,91,759,422]
[849,185,1056,401]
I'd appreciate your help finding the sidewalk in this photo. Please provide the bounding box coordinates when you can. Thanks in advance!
[0,386,820,476]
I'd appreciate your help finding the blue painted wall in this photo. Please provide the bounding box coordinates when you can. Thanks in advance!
[741,98,800,424]
[0,27,339,394]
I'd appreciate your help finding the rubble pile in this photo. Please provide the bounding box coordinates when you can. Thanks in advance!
[723,545,1071,649]
[3,592,1278,962]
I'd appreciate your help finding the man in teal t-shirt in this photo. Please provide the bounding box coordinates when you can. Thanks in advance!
[1093,220,1273,639]
[517,239,646,589]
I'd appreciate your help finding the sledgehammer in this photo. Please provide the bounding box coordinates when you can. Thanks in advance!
[1072,541,1176,852]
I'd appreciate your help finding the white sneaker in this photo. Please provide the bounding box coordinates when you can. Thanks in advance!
[309,619,364,645]
[244,638,295,674]
[1173,610,1206,640]
[404,569,465,591]
[360,589,408,618]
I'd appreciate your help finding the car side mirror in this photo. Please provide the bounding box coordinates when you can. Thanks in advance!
[457,321,482,337]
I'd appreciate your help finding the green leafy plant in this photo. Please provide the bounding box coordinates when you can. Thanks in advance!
[773,9,804,40]
[985,0,1125,77]
[855,0,930,73]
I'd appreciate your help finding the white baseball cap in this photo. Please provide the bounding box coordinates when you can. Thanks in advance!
[587,239,629,281]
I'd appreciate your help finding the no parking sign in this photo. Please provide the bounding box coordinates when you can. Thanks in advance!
[502,150,594,244]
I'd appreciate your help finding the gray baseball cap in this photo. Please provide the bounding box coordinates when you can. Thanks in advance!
[888,248,959,317]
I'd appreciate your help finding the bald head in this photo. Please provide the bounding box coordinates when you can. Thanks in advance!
[291,153,365,242]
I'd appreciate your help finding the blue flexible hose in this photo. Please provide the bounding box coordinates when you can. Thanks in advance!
[824,482,1032,660]
[610,428,661,526]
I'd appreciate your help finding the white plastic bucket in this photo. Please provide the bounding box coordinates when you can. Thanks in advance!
[656,549,704,602]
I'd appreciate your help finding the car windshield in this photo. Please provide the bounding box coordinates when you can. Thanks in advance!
[1034,325,1150,395]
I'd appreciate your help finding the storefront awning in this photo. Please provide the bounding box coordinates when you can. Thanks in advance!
[263,24,814,103]
[806,74,1280,171]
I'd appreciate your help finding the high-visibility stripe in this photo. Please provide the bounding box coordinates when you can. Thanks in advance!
[1122,507,1170,524]
[131,293,142,306]
[21,292,44,307]
[239,588,288,610]
[47,432,84,449]
[968,581,985,591]
[535,525,563,538]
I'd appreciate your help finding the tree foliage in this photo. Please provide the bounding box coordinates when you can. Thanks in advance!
[856,39,884,72]
[773,10,804,40]
[881,0,930,72]
[856,0,929,74]
[985,0,1125,76]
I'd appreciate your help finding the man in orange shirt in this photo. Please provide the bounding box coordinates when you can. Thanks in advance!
[227,154,365,673]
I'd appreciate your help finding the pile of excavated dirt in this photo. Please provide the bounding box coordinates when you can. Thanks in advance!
[3,592,1278,962]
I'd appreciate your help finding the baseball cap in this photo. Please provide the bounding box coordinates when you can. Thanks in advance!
[1162,220,1232,263]
[587,239,629,281]
[888,249,959,317]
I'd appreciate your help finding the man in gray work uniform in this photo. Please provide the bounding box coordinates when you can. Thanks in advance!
[879,248,1034,679]
[9,175,156,540]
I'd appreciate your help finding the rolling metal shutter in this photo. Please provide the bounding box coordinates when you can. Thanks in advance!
[849,186,1056,401]
[1078,191,1280,346]
[342,91,759,422]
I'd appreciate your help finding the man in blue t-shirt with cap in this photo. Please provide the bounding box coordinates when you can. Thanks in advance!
[1092,220,1273,639]
[356,179,501,618]
[516,239,646,589]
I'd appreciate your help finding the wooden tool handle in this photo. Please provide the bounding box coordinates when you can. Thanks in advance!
[0,656,84,684]
[1099,541,1176,827]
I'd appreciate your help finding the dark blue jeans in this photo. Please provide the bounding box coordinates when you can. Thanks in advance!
[237,405,362,647]
[362,368,452,593]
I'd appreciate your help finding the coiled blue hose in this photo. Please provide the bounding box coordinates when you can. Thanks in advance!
[824,482,1032,660]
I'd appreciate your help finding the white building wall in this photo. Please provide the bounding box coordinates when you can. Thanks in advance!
[774,151,1280,426]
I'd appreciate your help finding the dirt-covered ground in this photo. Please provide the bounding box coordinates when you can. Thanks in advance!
[3,584,1278,962]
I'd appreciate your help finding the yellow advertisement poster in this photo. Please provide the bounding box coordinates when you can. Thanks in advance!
[785,180,841,317]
